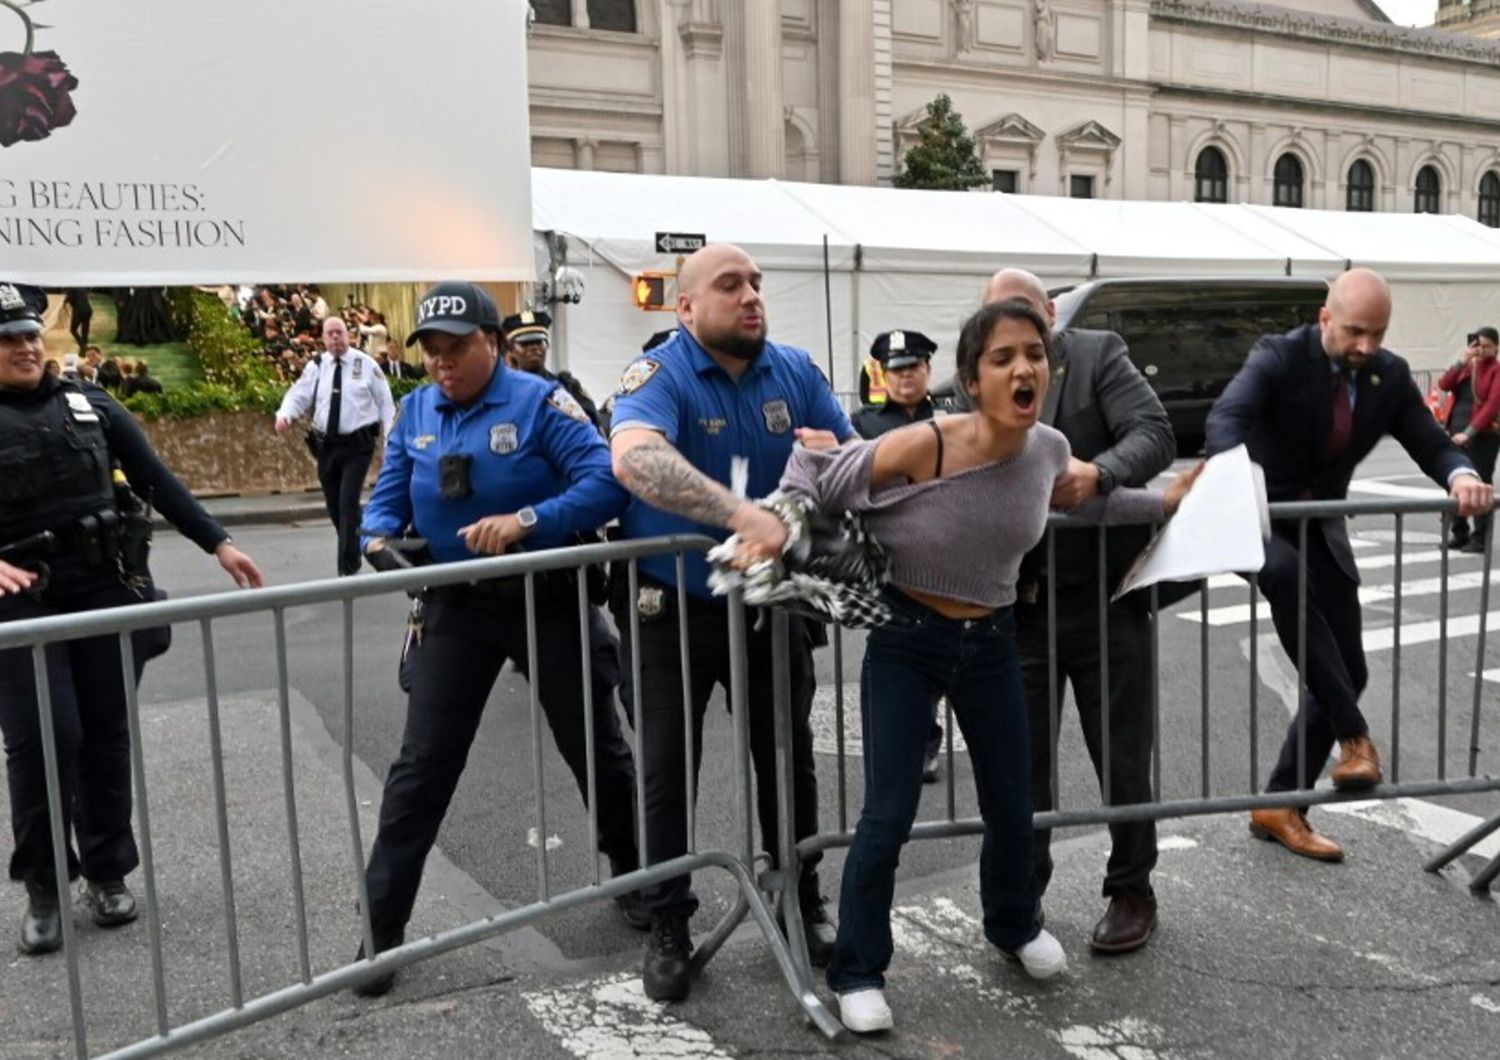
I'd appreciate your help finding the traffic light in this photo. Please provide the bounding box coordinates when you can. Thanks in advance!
[632,272,671,311]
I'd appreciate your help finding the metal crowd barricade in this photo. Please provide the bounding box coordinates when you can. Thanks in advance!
[775,494,1500,1002]
[0,535,839,1060]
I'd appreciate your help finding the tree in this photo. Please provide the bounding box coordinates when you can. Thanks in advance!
[894,94,988,191]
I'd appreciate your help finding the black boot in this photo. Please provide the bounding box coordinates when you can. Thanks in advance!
[608,855,651,932]
[641,913,693,1001]
[83,878,138,928]
[19,874,63,956]
[351,924,405,998]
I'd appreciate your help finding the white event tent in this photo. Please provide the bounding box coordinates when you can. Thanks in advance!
[530,168,1500,400]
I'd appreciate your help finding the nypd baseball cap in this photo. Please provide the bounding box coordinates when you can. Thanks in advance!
[0,282,46,337]
[406,281,501,347]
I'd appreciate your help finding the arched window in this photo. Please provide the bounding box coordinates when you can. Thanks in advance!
[587,0,638,32]
[1414,164,1442,214]
[1346,160,1375,212]
[1480,171,1500,229]
[1273,153,1304,208]
[1194,146,1228,204]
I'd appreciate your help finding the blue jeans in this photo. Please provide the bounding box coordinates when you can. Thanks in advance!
[826,589,1039,994]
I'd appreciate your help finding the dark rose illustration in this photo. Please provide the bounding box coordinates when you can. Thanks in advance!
[0,50,78,147]
[0,0,77,148]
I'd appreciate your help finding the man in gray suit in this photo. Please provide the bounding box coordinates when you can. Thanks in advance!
[975,269,1176,954]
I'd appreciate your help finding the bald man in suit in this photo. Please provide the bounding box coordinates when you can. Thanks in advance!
[1206,268,1492,860]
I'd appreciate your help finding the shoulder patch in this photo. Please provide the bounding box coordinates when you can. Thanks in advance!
[616,358,661,395]
[547,387,592,424]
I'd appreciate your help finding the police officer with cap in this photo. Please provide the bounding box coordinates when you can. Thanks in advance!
[353,282,644,997]
[851,329,949,784]
[851,330,943,439]
[501,309,602,428]
[0,282,263,956]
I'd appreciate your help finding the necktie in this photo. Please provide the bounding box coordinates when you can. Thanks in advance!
[1322,367,1351,465]
[327,357,343,437]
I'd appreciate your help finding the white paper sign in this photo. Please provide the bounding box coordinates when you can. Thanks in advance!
[0,0,534,284]
[1112,445,1270,602]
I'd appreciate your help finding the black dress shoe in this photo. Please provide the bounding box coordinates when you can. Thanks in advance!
[1089,893,1157,954]
[1460,538,1488,554]
[1446,534,1470,551]
[19,876,63,956]
[642,913,693,1001]
[351,925,405,998]
[84,879,138,928]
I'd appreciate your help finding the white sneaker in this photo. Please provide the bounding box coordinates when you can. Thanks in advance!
[838,988,894,1033]
[1010,929,1067,980]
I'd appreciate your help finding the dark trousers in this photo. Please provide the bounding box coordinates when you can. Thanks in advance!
[316,435,374,577]
[1257,526,1368,792]
[826,590,1037,993]
[362,582,639,931]
[615,580,821,918]
[0,580,148,883]
[69,312,91,352]
[1467,431,1500,544]
[1018,588,1157,900]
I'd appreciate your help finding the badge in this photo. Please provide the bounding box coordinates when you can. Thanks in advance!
[352,358,364,379]
[489,423,519,454]
[412,433,435,450]
[547,387,592,424]
[638,585,664,617]
[617,358,661,395]
[65,391,99,423]
[762,398,791,434]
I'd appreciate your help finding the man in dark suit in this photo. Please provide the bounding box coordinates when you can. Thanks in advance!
[972,269,1177,954]
[1206,268,1492,860]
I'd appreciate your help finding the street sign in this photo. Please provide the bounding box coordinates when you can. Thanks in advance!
[655,231,707,254]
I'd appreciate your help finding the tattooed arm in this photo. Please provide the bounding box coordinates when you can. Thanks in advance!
[611,428,788,558]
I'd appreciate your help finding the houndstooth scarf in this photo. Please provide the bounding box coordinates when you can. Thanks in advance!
[707,491,894,629]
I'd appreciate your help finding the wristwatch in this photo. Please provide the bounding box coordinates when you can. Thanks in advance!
[516,506,539,533]
[1094,463,1117,496]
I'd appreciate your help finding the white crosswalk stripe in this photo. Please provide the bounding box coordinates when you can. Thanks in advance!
[1185,568,1500,627]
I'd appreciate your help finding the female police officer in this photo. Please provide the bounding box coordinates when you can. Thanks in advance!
[354,283,641,996]
[0,283,263,955]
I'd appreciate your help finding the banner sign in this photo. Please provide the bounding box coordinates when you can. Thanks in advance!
[0,0,534,284]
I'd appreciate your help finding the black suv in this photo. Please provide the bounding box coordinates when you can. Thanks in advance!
[1050,277,1327,455]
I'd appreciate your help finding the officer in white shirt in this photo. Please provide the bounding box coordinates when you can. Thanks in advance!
[274,316,396,574]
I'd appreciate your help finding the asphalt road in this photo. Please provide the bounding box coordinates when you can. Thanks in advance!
[131,437,1500,969]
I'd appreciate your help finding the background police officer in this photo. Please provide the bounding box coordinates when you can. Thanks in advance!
[609,243,855,1002]
[353,282,642,997]
[274,316,396,576]
[0,282,263,955]
[501,309,601,427]
[850,329,949,784]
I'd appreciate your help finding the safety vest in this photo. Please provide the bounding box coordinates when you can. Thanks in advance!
[862,357,888,405]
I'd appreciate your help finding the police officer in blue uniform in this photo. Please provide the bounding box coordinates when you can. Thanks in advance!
[354,282,642,997]
[609,243,856,1002]
[0,283,263,955]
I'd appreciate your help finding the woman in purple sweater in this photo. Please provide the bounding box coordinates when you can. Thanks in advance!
[763,299,1197,1034]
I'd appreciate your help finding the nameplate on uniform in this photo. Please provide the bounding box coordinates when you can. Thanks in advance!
[65,391,99,423]
[762,399,791,434]
[490,423,519,454]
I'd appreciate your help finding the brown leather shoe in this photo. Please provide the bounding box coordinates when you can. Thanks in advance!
[1249,807,1344,862]
[1329,735,1382,792]
[1090,893,1157,954]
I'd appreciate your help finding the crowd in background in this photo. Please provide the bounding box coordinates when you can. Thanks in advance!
[231,284,419,383]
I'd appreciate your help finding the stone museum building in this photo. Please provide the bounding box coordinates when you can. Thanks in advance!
[525,0,1500,225]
